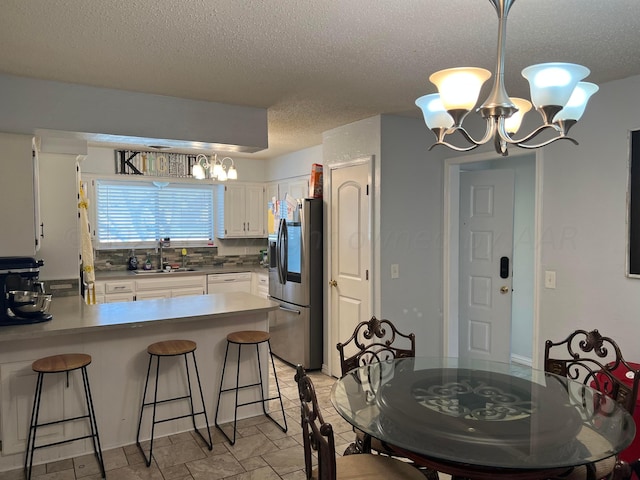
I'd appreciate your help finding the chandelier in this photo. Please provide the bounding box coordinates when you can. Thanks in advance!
[192,154,237,181]
[415,0,598,156]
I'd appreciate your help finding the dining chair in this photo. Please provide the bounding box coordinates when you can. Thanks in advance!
[545,329,640,480]
[336,317,438,480]
[337,316,415,376]
[294,364,425,480]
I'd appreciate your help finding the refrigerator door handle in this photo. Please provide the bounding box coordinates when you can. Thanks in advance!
[276,218,286,284]
[282,219,288,281]
[278,305,301,315]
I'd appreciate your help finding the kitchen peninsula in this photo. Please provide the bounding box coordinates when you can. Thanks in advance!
[0,292,278,472]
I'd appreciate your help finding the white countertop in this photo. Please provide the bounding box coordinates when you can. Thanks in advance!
[0,293,278,341]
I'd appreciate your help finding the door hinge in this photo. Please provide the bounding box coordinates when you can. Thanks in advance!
[366,269,369,280]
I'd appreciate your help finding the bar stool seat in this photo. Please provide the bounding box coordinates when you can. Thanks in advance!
[136,339,212,467]
[26,353,105,480]
[215,330,287,445]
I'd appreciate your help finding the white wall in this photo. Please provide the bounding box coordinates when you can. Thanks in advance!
[82,146,268,182]
[265,145,321,182]
[0,73,267,152]
[538,74,640,364]
[379,115,448,357]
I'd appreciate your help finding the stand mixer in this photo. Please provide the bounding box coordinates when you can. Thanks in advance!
[0,257,53,325]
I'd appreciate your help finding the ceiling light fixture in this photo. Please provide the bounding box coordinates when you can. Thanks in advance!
[192,154,238,181]
[415,0,598,156]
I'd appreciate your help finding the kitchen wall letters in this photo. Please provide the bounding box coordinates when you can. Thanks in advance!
[115,150,198,178]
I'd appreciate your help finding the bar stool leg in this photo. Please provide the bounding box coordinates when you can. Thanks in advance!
[136,353,157,466]
[189,351,213,450]
[264,340,287,433]
[81,366,105,478]
[24,372,44,480]
[215,340,240,445]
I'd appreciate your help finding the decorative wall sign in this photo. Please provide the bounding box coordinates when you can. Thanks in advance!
[628,130,640,276]
[115,150,200,178]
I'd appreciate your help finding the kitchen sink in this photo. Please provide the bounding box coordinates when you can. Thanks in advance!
[133,268,197,274]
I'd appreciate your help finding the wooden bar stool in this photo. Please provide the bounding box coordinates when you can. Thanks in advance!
[214,330,287,445]
[25,353,105,480]
[136,339,213,466]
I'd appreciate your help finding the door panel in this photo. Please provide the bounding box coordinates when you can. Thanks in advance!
[459,169,514,362]
[330,160,371,375]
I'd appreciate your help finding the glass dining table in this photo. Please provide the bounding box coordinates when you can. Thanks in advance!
[331,357,636,480]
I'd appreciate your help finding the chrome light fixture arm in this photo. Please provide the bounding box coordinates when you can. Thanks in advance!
[416,0,597,156]
[429,116,498,152]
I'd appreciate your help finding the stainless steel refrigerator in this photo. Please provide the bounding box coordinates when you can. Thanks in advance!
[268,198,323,370]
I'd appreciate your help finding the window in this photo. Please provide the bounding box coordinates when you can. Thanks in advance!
[95,179,213,248]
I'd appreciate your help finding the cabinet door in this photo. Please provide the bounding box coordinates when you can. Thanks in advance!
[104,292,135,303]
[136,290,171,300]
[266,182,279,204]
[0,361,67,455]
[288,178,309,200]
[224,184,247,237]
[0,133,36,256]
[172,287,205,297]
[244,184,265,237]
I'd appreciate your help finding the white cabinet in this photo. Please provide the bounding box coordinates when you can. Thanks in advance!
[207,272,252,294]
[90,280,134,303]
[0,359,82,455]
[216,183,265,238]
[252,272,269,299]
[135,275,206,300]
[267,176,309,204]
[0,133,39,256]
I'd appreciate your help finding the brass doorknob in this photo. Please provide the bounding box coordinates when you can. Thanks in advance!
[329,280,338,287]
[500,286,510,294]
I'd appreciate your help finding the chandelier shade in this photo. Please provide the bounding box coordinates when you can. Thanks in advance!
[429,67,492,113]
[415,0,597,155]
[504,97,532,135]
[553,82,599,122]
[521,63,590,109]
[415,93,454,130]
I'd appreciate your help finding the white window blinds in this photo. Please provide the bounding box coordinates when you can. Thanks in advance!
[96,180,213,247]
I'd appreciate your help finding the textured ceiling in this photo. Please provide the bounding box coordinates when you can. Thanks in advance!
[1,0,640,159]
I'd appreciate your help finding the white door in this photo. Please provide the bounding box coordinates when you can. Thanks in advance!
[329,161,372,375]
[459,169,515,362]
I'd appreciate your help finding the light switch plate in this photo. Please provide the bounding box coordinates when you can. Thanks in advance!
[544,270,556,289]
[391,264,399,279]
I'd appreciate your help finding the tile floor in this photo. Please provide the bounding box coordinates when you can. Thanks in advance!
[0,359,358,480]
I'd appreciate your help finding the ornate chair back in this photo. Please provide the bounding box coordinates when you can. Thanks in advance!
[295,364,337,480]
[336,316,416,377]
[544,329,640,414]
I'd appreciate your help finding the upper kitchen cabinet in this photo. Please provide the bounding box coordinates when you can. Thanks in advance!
[216,183,266,238]
[0,133,40,256]
[266,176,310,204]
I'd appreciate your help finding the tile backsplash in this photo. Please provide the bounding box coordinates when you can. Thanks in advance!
[93,247,262,272]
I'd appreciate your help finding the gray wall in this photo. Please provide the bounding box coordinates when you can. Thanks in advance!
[538,74,640,364]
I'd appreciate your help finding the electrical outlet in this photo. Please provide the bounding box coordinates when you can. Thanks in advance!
[391,264,399,279]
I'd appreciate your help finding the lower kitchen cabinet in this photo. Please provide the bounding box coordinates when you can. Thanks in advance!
[134,275,206,300]
[0,359,83,455]
[207,272,252,294]
[252,271,269,299]
[92,275,206,303]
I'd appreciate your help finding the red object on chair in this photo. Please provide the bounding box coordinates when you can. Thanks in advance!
[596,362,640,464]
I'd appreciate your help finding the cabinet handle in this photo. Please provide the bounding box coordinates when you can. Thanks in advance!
[40,222,44,238]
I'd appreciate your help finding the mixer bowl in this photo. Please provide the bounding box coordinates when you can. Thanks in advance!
[7,291,52,318]
[7,290,39,305]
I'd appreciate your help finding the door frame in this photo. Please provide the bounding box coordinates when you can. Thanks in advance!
[326,155,376,377]
[443,149,544,368]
